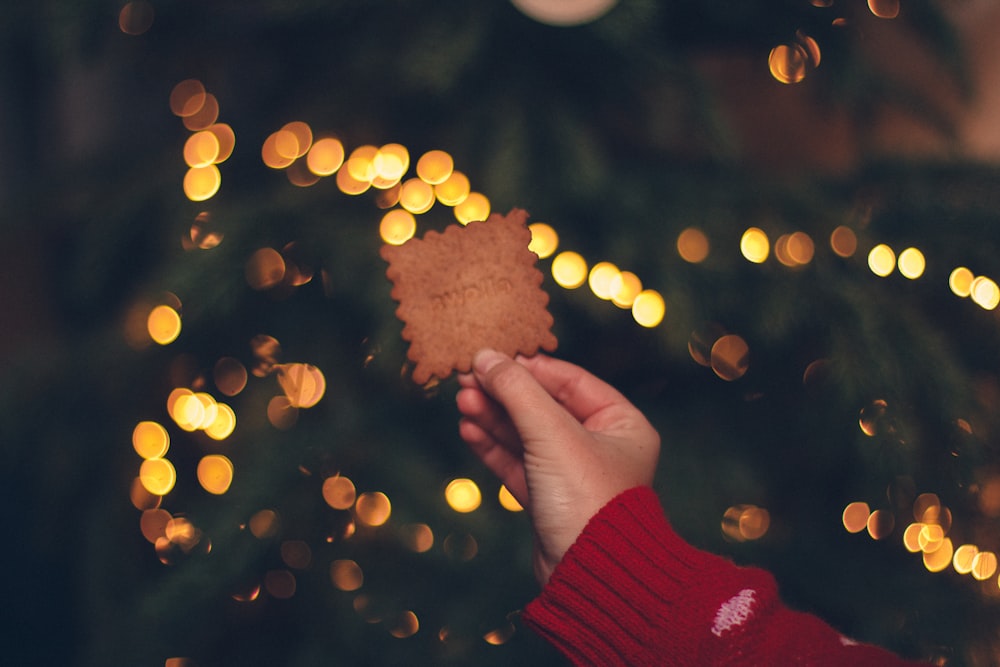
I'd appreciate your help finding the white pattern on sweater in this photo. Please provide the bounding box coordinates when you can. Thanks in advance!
[711,589,757,637]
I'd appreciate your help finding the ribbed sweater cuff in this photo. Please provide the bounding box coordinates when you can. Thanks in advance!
[522,486,775,666]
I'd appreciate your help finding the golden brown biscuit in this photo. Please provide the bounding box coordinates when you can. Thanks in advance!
[380,208,558,384]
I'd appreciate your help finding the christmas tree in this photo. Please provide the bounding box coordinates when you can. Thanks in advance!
[2,1,998,665]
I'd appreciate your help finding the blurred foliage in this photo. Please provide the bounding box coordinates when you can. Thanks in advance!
[2,1,999,666]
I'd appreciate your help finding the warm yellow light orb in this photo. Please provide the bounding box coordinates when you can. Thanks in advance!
[445,478,482,513]
[183,164,221,202]
[610,271,643,309]
[632,289,665,328]
[306,137,345,176]
[133,421,169,459]
[147,305,181,345]
[398,178,435,214]
[183,130,220,168]
[434,170,470,206]
[380,209,417,246]
[949,266,974,297]
[346,145,378,182]
[374,143,410,182]
[416,150,454,185]
[769,44,808,84]
[971,276,1000,310]
[551,251,588,289]
[923,538,954,573]
[139,457,177,496]
[454,192,490,225]
[952,544,979,575]
[588,261,621,300]
[528,222,559,258]
[204,402,236,440]
[197,454,234,495]
[897,247,925,279]
[740,228,770,263]
[498,485,523,512]
[868,244,896,277]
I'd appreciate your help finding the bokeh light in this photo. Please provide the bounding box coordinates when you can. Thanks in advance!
[498,485,523,512]
[277,363,326,408]
[204,402,236,440]
[380,209,417,246]
[588,261,621,300]
[949,266,974,297]
[722,504,770,541]
[183,93,219,131]
[133,421,170,459]
[197,455,234,494]
[322,475,357,510]
[388,611,419,639]
[953,544,978,574]
[868,244,896,277]
[213,357,248,397]
[711,334,749,381]
[897,247,925,279]
[264,569,296,599]
[118,1,154,35]
[208,123,236,163]
[346,145,378,182]
[631,289,665,328]
[140,457,177,496]
[147,305,181,345]
[869,0,900,19]
[551,251,587,288]
[454,192,490,224]
[830,226,858,257]
[769,44,808,84]
[923,538,954,572]
[400,523,435,552]
[398,178,435,214]
[528,222,558,258]
[267,395,299,430]
[677,227,710,263]
[970,276,1000,310]
[416,150,453,184]
[609,271,642,309]
[306,137,345,176]
[866,509,895,540]
[245,248,286,290]
[190,211,224,249]
[445,478,482,513]
[434,170,470,206]
[355,491,392,526]
[842,501,871,533]
[511,0,619,26]
[183,130,220,168]
[169,79,206,118]
[971,551,998,581]
[330,559,363,591]
[740,227,769,263]
[249,509,280,539]
[183,164,222,201]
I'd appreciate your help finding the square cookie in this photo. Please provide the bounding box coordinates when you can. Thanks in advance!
[380,208,558,384]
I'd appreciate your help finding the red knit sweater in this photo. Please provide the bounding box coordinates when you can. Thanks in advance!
[522,486,930,666]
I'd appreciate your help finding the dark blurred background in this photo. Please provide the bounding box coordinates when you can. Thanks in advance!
[3,1,1000,665]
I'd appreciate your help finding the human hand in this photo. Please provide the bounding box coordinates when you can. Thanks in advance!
[456,349,660,585]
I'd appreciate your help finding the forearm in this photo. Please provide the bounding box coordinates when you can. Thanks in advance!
[522,486,929,667]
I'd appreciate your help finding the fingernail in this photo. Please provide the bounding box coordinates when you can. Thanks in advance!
[473,348,506,375]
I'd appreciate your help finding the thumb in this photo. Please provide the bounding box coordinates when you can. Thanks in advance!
[472,349,583,452]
